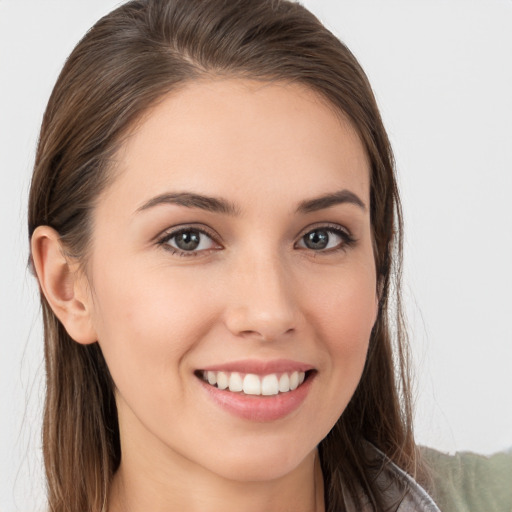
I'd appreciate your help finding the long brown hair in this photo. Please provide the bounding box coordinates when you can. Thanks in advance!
[28,1,416,510]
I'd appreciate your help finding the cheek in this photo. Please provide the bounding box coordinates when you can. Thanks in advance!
[306,262,377,348]
[89,261,218,397]
[300,261,377,413]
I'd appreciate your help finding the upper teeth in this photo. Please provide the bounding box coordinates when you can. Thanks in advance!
[201,371,306,395]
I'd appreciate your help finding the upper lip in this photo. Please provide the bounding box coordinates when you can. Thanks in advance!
[199,359,314,375]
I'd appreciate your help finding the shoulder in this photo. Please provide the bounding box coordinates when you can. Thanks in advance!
[419,445,512,512]
[364,443,442,512]
[339,442,441,511]
[343,442,512,512]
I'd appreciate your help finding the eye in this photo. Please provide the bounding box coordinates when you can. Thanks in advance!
[296,226,354,252]
[159,227,219,255]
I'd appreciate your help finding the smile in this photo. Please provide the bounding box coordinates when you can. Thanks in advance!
[198,370,307,396]
[196,360,316,421]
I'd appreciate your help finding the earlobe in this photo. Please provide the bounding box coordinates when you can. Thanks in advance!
[31,226,97,345]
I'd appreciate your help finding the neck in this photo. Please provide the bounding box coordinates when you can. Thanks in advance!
[108,436,325,512]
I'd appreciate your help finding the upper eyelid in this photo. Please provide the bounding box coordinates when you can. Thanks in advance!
[295,222,352,239]
[157,223,221,244]
[155,222,353,248]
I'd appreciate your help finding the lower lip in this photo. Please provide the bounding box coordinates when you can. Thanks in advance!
[199,374,314,422]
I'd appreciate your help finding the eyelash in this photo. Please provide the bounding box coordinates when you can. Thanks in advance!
[157,226,219,257]
[156,224,356,258]
[297,224,357,254]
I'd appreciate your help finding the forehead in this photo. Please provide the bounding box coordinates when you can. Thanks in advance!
[103,78,370,213]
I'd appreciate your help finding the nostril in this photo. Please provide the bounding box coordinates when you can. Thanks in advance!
[235,326,296,343]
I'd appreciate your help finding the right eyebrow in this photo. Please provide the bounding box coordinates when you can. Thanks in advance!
[135,191,240,216]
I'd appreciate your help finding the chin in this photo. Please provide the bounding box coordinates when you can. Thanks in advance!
[199,436,317,483]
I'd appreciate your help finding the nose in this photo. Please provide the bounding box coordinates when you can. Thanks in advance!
[223,251,298,342]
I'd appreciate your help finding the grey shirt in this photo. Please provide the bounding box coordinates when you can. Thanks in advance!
[342,443,441,512]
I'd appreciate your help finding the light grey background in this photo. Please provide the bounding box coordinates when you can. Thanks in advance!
[1,1,511,510]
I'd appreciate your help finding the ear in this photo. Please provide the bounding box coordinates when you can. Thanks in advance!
[31,226,97,345]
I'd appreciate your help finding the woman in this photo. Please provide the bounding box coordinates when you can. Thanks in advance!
[28,0,440,510]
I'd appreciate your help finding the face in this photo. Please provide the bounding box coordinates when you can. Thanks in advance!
[84,79,377,483]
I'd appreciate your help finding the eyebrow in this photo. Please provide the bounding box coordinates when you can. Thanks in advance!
[136,192,240,216]
[296,189,366,214]
[136,188,366,216]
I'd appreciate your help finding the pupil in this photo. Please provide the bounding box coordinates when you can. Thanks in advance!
[305,230,328,250]
[176,231,200,251]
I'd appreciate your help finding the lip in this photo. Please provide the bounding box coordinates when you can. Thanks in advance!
[196,359,316,422]
[199,358,314,375]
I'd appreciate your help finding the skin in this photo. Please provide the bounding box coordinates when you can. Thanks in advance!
[32,79,378,512]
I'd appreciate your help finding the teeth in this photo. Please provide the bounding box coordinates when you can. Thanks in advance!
[290,371,299,391]
[228,372,243,392]
[217,371,229,390]
[278,373,290,392]
[261,374,279,396]
[243,374,261,395]
[201,370,307,396]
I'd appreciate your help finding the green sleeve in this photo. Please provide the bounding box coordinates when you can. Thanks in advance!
[420,446,512,512]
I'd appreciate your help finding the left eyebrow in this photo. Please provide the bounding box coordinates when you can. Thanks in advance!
[296,189,366,214]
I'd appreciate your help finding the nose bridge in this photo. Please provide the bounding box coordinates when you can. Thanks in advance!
[224,246,297,341]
